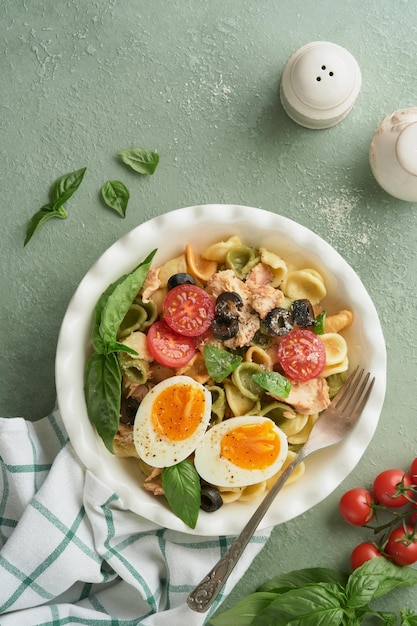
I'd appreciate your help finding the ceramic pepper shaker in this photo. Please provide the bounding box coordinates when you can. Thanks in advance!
[369,107,417,202]
[280,41,362,129]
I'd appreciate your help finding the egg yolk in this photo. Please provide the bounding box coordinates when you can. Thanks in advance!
[220,421,280,470]
[151,383,206,441]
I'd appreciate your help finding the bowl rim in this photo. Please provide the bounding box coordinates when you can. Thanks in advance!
[55,203,387,536]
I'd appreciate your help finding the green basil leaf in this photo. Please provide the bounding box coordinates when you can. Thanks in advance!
[50,167,87,209]
[208,592,277,626]
[251,371,291,399]
[254,583,346,626]
[24,204,65,246]
[101,180,130,217]
[314,311,326,335]
[117,148,159,175]
[258,567,349,593]
[204,345,242,383]
[84,352,121,453]
[401,608,417,625]
[346,557,417,609]
[24,167,86,246]
[99,249,157,352]
[92,273,134,353]
[162,460,201,529]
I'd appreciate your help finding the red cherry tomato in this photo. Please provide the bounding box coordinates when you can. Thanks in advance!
[277,329,326,382]
[339,488,375,526]
[385,525,417,566]
[410,457,417,486]
[373,469,414,508]
[350,542,382,570]
[147,320,196,368]
[163,284,215,337]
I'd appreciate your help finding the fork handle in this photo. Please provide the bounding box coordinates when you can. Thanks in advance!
[187,452,304,613]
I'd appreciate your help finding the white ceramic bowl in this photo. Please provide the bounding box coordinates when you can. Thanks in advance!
[55,204,386,536]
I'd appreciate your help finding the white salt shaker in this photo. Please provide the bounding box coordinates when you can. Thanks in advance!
[369,107,417,202]
[280,41,362,129]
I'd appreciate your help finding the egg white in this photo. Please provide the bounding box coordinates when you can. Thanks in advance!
[133,375,212,467]
[194,415,288,487]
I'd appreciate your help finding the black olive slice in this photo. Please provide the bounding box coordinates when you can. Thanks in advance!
[120,396,140,426]
[263,307,294,336]
[211,316,239,340]
[167,272,196,290]
[291,299,315,327]
[200,485,223,512]
[215,291,243,318]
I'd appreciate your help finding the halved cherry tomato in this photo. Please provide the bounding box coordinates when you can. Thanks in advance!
[373,469,414,508]
[339,488,375,526]
[350,542,382,570]
[147,320,196,368]
[410,457,417,485]
[163,284,215,337]
[277,329,326,382]
[385,525,417,566]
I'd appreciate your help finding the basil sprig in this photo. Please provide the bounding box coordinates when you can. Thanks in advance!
[204,345,242,382]
[203,345,291,398]
[252,371,290,398]
[117,148,159,175]
[24,167,87,246]
[101,180,130,217]
[314,310,327,335]
[162,460,201,529]
[209,558,417,625]
[84,249,157,452]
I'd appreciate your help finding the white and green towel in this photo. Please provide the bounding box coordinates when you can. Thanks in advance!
[0,411,271,625]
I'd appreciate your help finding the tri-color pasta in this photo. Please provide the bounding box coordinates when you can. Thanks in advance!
[112,235,353,515]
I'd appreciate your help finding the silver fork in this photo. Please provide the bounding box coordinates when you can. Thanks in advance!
[187,367,375,613]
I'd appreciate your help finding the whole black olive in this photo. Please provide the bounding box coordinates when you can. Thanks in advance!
[291,299,315,327]
[167,273,196,291]
[263,307,294,336]
[211,316,239,340]
[200,485,223,512]
[215,291,243,319]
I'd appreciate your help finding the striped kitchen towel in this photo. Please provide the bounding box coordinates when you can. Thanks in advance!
[0,411,271,626]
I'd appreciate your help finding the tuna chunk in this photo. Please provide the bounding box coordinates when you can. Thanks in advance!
[246,263,284,319]
[207,269,260,347]
[141,267,161,302]
[274,377,330,414]
[207,269,251,305]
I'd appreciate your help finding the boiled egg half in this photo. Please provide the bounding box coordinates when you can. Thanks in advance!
[133,375,212,467]
[194,415,288,487]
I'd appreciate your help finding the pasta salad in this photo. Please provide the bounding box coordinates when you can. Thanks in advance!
[85,235,353,528]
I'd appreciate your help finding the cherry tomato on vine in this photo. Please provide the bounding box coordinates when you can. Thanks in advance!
[147,320,196,368]
[385,525,417,566]
[410,457,417,486]
[372,469,414,508]
[350,542,382,570]
[163,284,215,337]
[339,488,375,526]
[277,329,326,382]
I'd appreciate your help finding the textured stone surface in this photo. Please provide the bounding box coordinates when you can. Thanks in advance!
[1,0,417,617]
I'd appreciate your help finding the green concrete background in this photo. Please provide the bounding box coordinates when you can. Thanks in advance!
[1,0,417,618]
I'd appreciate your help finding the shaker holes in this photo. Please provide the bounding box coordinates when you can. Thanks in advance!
[316,65,335,81]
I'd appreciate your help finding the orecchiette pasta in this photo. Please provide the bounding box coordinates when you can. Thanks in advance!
[186,244,217,282]
[202,234,243,262]
[259,247,288,287]
[110,234,354,520]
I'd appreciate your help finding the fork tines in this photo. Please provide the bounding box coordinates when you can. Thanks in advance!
[333,367,375,421]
